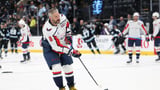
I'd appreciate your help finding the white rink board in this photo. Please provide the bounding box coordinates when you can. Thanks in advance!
[14,36,155,53]
[73,35,154,51]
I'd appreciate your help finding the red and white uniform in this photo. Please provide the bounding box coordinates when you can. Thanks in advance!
[18,19,31,43]
[42,14,71,54]
[153,19,160,38]
[122,20,147,39]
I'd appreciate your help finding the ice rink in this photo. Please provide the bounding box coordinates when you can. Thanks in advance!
[0,53,160,90]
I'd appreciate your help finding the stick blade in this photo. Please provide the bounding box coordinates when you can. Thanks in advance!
[1,71,13,73]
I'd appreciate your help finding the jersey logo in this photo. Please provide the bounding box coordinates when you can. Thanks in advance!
[47,28,52,31]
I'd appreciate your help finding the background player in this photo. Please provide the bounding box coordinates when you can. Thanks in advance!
[111,25,126,54]
[152,12,160,61]
[80,20,101,54]
[42,8,81,90]
[122,12,149,63]
[18,19,31,63]
[9,23,21,53]
[0,22,10,57]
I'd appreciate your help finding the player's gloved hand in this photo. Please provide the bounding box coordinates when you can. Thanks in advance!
[72,50,81,58]
[16,41,21,44]
[68,49,81,58]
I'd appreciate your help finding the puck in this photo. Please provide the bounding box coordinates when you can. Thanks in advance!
[1,71,13,73]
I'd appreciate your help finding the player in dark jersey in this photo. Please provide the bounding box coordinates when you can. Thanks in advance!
[110,25,126,54]
[0,22,10,57]
[9,23,21,53]
[80,21,100,54]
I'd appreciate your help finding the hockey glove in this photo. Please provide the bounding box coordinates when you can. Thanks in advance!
[68,49,81,58]
[16,41,21,44]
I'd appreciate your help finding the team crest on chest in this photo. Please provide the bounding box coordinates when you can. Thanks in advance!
[47,28,52,31]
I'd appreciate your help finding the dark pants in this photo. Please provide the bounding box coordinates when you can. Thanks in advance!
[10,38,18,52]
[42,40,73,69]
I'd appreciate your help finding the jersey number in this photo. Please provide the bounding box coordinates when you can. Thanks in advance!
[10,29,16,35]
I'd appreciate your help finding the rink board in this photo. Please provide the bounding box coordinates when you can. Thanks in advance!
[11,36,155,55]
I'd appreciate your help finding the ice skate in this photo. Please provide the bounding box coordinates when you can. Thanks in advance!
[126,59,132,63]
[155,57,160,62]
[136,59,139,63]
[59,87,66,90]
[20,59,27,63]
[69,86,77,90]
[26,52,31,61]
[0,56,3,59]
[114,48,120,54]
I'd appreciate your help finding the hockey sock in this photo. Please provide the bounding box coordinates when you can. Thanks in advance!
[66,76,74,87]
[26,52,30,60]
[15,49,17,53]
[11,48,14,53]
[23,54,27,60]
[129,53,132,60]
[4,49,8,55]
[63,65,74,87]
[136,53,140,59]
[53,76,64,88]
[157,51,160,58]
[136,50,140,59]
[96,48,101,54]
[91,49,95,54]
[122,45,126,51]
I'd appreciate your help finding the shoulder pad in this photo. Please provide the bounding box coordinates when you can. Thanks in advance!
[60,14,67,21]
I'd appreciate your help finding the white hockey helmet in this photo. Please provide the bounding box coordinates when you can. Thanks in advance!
[133,12,140,17]
[104,23,109,27]
[152,12,159,18]
[18,19,26,25]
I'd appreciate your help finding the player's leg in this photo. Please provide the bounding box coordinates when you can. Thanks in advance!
[20,43,29,63]
[114,38,120,54]
[121,44,126,54]
[4,40,8,57]
[26,45,31,61]
[92,39,101,54]
[87,42,95,54]
[0,41,3,59]
[155,38,160,61]
[135,39,141,63]
[60,54,76,90]
[10,39,14,53]
[127,39,134,63]
[14,39,18,53]
[42,39,65,89]
[119,36,126,54]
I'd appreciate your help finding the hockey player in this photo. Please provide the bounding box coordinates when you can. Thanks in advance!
[122,12,149,63]
[152,12,160,61]
[0,22,10,57]
[42,8,81,90]
[111,25,126,54]
[18,19,31,63]
[80,21,101,54]
[9,23,21,53]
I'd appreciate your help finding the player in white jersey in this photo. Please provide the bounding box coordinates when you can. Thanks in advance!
[18,19,31,63]
[42,8,81,90]
[122,12,149,63]
[152,12,160,61]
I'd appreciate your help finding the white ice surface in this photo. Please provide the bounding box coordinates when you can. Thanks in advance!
[0,53,160,90]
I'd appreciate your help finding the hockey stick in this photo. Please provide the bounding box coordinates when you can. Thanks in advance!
[78,57,108,90]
